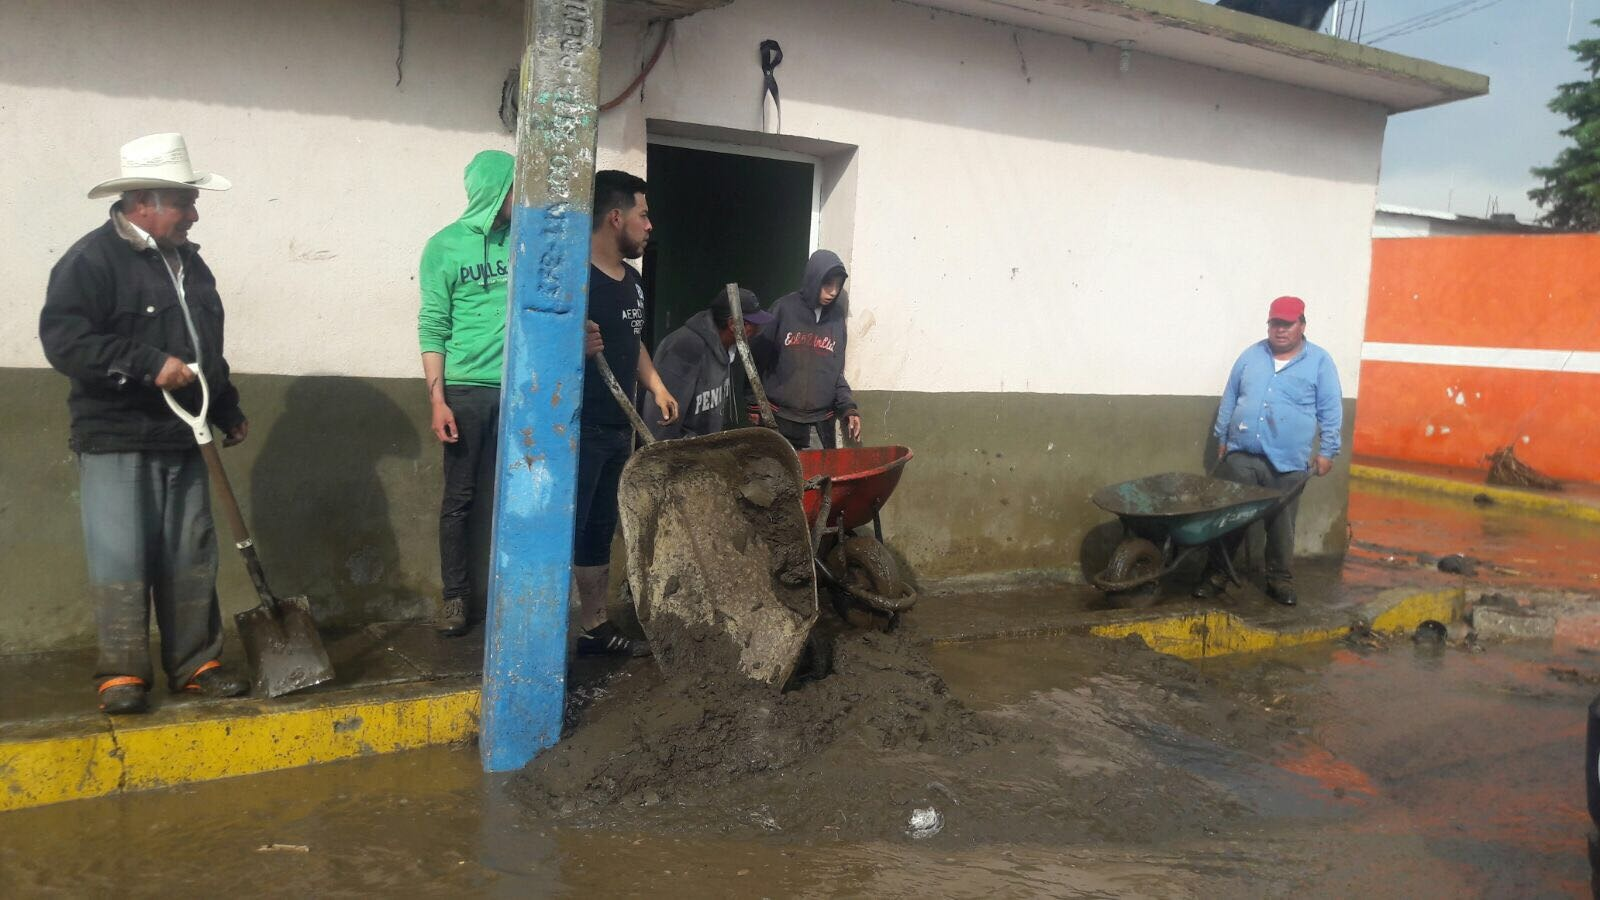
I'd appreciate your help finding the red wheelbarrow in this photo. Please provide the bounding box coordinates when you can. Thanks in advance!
[799,445,919,625]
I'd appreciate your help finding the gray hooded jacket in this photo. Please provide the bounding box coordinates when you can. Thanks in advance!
[644,308,735,440]
[757,250,856,424]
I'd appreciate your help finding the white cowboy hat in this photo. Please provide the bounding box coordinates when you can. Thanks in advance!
[87,133,232,199]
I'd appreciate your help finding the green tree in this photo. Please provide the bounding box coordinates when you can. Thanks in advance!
[1530,21,1600,231]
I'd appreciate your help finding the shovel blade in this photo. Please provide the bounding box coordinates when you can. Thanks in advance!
[235,595,336,698]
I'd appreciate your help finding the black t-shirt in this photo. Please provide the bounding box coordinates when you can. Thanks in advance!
[582,264,646,426]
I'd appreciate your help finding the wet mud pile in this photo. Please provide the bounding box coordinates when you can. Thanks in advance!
[518,627,1296,844]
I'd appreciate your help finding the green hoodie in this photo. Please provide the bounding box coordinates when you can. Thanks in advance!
[418,150,515,387]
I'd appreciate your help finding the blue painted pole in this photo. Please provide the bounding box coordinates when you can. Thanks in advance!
[481,0,607,773]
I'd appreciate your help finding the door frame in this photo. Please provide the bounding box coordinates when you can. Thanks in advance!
[645,134,822,254]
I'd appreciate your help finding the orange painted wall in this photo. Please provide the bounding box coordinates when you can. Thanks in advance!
[1355,235,1600,483]
[1366,235,1600,350]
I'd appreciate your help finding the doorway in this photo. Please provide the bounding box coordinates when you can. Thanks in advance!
[642,138,818,348]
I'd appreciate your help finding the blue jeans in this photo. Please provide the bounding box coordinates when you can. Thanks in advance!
[79,450,224,689]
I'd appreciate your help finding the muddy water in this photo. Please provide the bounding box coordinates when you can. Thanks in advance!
[2,635,1595,897]
[1347,482,1600,591]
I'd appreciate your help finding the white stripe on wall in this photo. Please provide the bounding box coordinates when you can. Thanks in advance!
[1362,342,1600,375]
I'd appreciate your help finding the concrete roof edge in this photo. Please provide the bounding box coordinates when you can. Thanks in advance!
[911,0,1490,112]
[1376,203,1552,231]
[1113,0,1489,109]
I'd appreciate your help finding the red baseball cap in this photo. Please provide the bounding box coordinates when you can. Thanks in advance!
[1268,296,1305,322]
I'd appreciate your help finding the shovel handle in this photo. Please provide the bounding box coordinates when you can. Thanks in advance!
[161,362,213,445]
[727,283,779,431]
[166,363,281,616]
[594,352,657,446]
[196,417,280,614]
[199,442,251,546]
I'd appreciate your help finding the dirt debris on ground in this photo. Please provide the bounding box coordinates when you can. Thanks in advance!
[1486,444,1562,491]
[517,625,1303,845]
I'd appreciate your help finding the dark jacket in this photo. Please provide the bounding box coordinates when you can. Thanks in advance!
[39,210,245,453]
[757,250,856,424]
[644,308,734,440]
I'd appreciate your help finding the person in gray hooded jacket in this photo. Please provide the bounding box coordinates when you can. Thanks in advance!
[643,288,773,440]
[755,249,861,450]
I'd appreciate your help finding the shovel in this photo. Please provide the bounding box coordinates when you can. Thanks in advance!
[598,284,818,688]
[163,364,335,698]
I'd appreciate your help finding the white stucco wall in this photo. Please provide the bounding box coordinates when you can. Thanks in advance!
[0,0,649,381]
[605,0,1386,399]
[3,0,1384,399]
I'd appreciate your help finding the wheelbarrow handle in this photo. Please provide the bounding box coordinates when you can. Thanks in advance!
[1277,471,1313,508]
[593,351,657,446]
[727,283,779,431]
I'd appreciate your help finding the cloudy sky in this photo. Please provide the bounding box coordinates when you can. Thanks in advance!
[1344,0,1600,220]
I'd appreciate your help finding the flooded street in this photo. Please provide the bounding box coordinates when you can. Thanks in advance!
[3,627,1593,897]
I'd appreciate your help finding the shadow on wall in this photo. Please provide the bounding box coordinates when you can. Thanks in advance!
[249,376,425,626]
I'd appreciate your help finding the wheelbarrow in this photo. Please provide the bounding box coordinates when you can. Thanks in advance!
[1089,471,1307,600]
[603,285,819,690]
[798,446,918,627]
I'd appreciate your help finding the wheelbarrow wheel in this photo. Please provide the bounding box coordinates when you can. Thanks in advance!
[826,536,917,619]
[1093,537,1164,607]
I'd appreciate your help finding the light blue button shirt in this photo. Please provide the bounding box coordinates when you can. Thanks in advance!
[1213,339,1343,473]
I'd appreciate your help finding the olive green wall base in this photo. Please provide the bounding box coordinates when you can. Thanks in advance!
[1,370,447,654]
[855,390,1354,580]
[0,369,1351,652]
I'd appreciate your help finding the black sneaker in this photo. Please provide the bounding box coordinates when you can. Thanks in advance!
[577,621,651,658]
[437,597,470,637]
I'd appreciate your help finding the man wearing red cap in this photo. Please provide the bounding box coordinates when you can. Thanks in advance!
[1197,296,1343,606]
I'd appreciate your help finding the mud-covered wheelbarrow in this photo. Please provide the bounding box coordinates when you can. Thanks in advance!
[600,285,819,690]
[1089,471,1307,601]
[799,446,918,628]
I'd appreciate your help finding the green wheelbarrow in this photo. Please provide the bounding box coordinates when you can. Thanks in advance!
[1089,471,1308,599]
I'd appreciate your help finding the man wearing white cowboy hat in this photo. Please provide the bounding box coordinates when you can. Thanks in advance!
[39,133,251,714]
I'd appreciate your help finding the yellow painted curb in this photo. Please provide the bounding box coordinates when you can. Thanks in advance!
[1352,464,1600,526]
[1,688,479,813]
[1090,587,1465,661]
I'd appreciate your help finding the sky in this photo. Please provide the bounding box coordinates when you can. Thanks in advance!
[1337,0,1600,220]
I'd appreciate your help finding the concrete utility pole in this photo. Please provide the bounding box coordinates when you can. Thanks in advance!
[481,0,607,773]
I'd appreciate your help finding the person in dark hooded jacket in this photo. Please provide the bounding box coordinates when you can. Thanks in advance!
[643,288,773,440]
[756,249,860,450]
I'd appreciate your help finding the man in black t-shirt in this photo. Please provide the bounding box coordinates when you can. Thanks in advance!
[573,170,678,656]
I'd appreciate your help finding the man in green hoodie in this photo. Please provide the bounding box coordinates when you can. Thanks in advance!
[417,150,602,637]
